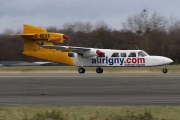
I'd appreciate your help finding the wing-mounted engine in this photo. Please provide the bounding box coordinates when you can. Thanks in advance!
[96,50,104,56]
[83,49,104,58]
[39,45,105,58]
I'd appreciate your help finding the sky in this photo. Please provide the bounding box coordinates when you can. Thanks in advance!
[0,0,180,33]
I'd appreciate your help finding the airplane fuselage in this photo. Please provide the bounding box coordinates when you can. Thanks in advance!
[13,24,173,74]
[72,49,173,67]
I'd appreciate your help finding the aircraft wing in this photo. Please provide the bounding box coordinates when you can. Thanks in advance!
[40,45,91,53]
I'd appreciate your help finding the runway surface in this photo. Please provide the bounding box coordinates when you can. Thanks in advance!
[0,73,179,106]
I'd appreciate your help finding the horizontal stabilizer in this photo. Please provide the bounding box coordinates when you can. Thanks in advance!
[23,24,47,34]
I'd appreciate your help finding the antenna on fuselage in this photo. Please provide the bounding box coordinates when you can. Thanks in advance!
[135,44,139,50]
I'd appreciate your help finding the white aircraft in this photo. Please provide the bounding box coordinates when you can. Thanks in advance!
[41,45,173,74]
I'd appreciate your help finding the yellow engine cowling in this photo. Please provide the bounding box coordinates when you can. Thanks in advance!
[48,33,69,43]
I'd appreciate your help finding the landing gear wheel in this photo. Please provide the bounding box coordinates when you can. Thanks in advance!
[96,67,103,73]
[162,68,168,74]
[78,67,85,74]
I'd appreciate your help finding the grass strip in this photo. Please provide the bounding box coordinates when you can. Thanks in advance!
[0,106,180,120]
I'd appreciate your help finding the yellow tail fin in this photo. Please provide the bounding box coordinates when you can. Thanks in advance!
[21,24,52,52]
[23,24,47,34]
[12,24,74,65]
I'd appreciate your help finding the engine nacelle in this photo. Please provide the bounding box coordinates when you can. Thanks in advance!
[48,33,69,43]
[83,49,97,58]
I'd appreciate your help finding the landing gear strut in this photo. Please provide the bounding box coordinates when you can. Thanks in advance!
[162,68,168,74]
[96,67,103,73]
[78,67,85,74]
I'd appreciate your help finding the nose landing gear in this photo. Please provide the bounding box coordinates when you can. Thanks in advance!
[162,68,168,74]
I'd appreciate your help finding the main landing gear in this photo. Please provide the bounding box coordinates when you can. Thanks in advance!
[78,67,103,74]
[78,67,85,74]
[96,67,103,73]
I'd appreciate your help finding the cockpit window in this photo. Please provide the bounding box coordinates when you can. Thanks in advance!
[138,51,148,57]
[111,53,119,57]
[128,52,136,57]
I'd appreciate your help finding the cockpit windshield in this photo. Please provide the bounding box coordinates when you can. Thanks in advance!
[138,51,149,57]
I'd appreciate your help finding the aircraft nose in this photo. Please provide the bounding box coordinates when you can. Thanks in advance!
[164,57,173,64]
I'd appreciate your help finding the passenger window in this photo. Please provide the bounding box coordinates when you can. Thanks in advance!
[128,52,136,57]
[120,53,126,57]
[68,53,74,57]
[111,53,119,57]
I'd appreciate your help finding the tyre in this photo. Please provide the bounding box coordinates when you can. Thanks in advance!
[162,68,168,74]
[96,68,103,73]
[100,68,103,73]
[78,67,85,73]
